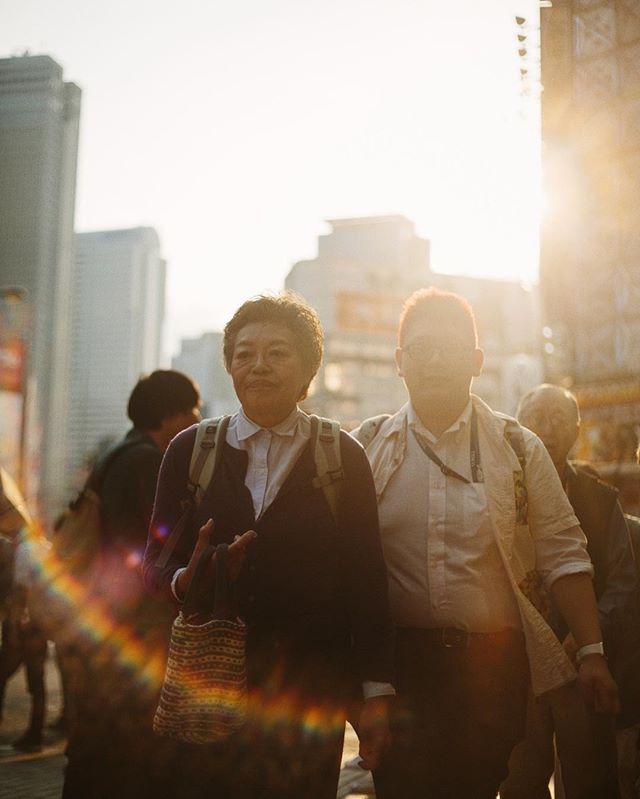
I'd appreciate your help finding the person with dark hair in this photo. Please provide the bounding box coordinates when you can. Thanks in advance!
[143,292,394,799]
[352,288,619,798]
[61,369,201,799]
[501,384,637,799]
[127,369,202,431]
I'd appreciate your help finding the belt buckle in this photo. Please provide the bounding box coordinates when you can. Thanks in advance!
[441,627,467,648]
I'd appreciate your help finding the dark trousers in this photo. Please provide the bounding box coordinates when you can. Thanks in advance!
[373,627,529,799]
[166,716,344,799]
[61,633,169,799]
[0,616,47,740]
[501,681,620,799]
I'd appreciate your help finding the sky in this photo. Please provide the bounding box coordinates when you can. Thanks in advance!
[1,0,541,358]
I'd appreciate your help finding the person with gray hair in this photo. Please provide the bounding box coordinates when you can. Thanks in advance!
[501,383,637,799]
[144,293,394,799]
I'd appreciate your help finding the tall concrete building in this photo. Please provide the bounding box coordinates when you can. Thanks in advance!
[172,331,237,418]
[427,273,542,415]
[65,228,166,491]
[540,1,640,506]
[286,216,430,426]
[286,215,541,425]
[0,54,81,518]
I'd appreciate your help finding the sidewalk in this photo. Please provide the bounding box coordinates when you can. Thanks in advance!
[0,644,66,799]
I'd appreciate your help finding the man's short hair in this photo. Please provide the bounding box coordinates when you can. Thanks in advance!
[398,287,478,346]
[517,383,581,424]
[127,370,200,430]
[223,292,324,399]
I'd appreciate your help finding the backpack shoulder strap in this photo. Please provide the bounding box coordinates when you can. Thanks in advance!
[154,416,230,570]
[309,415,343,523]
[499,414,527,475]
[155,416,231,569]
[353,414,391,449]
[188,416,231,505]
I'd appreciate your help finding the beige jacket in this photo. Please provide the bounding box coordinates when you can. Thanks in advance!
[357,394,591,696]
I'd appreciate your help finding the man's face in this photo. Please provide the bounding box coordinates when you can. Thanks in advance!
[229,321,312,426]
[395,314,483,411]
[518,389,579,468]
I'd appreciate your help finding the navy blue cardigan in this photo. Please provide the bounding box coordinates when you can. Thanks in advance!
[143,425,394,705]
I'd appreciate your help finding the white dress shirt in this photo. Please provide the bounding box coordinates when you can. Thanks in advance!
[228,406,311,519]
[376,400,591,634]
[378,401,522,631]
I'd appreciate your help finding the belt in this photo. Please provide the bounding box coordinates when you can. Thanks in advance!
[397,626,519,649]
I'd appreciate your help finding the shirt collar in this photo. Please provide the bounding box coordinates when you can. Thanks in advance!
[408,398,473,441]
[236,405,302,441]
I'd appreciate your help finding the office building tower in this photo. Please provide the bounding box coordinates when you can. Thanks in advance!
[0,54,81,517]
[66,228,166,490]
[540,1,640,502]
[172,331,237,418]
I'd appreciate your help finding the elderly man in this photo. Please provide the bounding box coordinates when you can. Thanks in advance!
[501,383,637,799]
[353,288,619,799]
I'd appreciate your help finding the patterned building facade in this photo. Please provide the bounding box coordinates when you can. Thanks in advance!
[540,0,640,507]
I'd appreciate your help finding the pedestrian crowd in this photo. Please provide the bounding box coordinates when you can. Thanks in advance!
[1,287,640,799]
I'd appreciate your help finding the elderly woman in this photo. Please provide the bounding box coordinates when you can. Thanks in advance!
[143,293,393,799]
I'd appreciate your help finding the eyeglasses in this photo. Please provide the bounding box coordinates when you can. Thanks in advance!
[401,339,474,364]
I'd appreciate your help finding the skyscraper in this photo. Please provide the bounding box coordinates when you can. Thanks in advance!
[171,331,237,418]
[540,1,640,490]
[0,54,81,518]
[66,228,166,491]
[286,216,430,425]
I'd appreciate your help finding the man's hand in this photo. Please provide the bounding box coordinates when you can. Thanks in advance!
[577,654,620,715]
[175,520,256,597]
[356,696,392,771]
[561,632,579,664]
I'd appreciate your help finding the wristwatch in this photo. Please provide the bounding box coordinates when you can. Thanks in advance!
[576,642,605,664]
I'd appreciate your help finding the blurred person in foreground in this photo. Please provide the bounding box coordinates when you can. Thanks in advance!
[61,370,201,799]
[0,469,48,751]
[143,293,394,799]
[352,288,619,799]
[610,446,640,799]
[501,383,637,798]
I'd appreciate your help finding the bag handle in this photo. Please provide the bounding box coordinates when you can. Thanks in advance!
[182,543,237,622]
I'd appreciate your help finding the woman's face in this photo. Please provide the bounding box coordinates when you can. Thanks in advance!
[229,321,312,427]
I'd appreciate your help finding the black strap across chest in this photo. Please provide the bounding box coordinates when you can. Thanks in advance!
[411,408,483,484]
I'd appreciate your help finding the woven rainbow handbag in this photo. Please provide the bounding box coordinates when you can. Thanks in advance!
[153,543,247,744]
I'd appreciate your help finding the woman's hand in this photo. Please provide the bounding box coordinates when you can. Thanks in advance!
[175,520,257,598]
[228,529,258,579]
